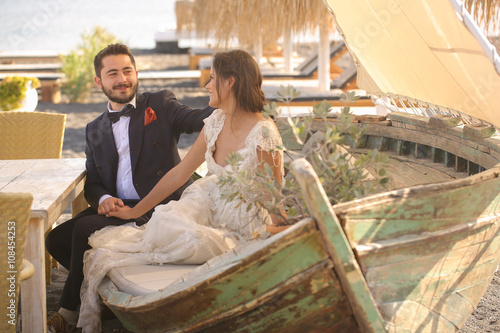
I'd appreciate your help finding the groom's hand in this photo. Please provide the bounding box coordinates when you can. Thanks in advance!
[98,197,125,215]
[107,206,134,220]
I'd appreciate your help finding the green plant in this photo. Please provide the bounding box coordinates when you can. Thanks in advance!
[60,26,118,103]
[0,75,41,111]
[218,85,389,226]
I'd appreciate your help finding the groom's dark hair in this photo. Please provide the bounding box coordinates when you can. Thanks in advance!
[94,43,136,78]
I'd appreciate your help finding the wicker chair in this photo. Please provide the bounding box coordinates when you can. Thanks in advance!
[0,111,67,285]
[0,111,66,159]
[0,192,33,332]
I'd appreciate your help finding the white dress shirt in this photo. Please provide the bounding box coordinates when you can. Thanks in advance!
[99,98,140,205]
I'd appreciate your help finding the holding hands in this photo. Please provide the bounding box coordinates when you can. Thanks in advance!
[97,197,139,220]
[107,205,136,220]
[97,197,125,215]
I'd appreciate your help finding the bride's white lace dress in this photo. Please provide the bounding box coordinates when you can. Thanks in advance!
[77,109,283,332]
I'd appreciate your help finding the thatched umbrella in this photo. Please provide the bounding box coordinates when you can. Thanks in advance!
[191,0,331,48]
[180,0,333,90]
[465,0,500,34]
[175,0,195,34]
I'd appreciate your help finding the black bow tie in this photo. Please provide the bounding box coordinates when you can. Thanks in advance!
[108,104,135,123]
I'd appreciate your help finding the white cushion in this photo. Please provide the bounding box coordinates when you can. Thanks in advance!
[108,264,200,297]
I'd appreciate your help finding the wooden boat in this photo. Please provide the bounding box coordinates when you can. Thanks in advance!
[97,0,500,331]
[98,110,500,332]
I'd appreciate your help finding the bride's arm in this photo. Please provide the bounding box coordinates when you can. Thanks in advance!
[257,147,286,225]
[258,148,282,181]
[108,128,208,220]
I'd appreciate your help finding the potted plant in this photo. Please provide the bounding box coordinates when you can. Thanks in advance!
[0,75,41,111]
[218,85,390,234]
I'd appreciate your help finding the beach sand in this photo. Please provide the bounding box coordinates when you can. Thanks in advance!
[42,51,499,332]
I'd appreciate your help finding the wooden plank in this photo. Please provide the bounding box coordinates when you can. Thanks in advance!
[21,217,47,333]
[0,63,62,72]
[343,198,496,248]
[362,246,499,331]
[291,158,386,333]
[352,148,468,190]
[368,255,499,304]
[0,72,64,80]
[337,168,500,246]
[71,187,88,217]
[101,220,337,332]
[357,214,500,268]
[0,159,86,228]
[285,110,500,169]
[362,223,500,279]
[380,289,478,332]
[361,123,499,169]
[188,261,359,333]
[429,114,463,127]
[274,98,374,108]
[385,112,500,163]
[0,50,62,64]
[138,70,201,80]
[463,123,496,138]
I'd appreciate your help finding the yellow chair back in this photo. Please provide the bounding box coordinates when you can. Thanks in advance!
[0,111,66,159]
[0,192,33,332]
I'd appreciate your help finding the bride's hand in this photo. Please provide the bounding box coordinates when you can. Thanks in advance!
[107,205,135,220]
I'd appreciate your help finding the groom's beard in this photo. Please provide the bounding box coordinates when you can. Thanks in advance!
[102,81,138,104]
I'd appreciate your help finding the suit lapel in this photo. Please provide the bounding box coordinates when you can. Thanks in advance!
[100,114,119,183]
[129,93,145,173]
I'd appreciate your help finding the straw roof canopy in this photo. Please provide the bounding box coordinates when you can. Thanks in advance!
[465,0,500,34]
[174,0,497,48]
[177,0,332,49]
[175,0,196,33]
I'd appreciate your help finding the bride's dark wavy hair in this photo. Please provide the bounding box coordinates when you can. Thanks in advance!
[212,50,266,113]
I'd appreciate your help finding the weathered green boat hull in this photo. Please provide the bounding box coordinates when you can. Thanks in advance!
[98,112,500,332]
[333,112,500,332]
[99,219,362,332]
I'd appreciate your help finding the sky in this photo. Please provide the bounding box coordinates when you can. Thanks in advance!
[0,0,177,52]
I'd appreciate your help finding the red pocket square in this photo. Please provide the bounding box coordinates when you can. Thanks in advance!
[144,107,157,126]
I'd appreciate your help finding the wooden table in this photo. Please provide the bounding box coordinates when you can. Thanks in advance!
[0,158,86,333]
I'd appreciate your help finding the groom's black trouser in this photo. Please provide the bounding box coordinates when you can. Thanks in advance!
[45,206,151,311]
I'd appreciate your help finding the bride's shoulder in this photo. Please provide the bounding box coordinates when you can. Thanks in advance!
[204,108,224,124]
[258,116,280,136]
[203,109,224,140]
[248,116,282,147]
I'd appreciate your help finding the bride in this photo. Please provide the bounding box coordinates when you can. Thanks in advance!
[77,49,284,332]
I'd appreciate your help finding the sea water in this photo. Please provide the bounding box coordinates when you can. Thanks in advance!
[0,0,177,52]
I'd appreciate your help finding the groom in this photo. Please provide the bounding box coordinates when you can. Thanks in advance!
[45,43,213,332]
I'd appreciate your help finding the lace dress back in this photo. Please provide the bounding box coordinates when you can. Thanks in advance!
[77,108,283,332]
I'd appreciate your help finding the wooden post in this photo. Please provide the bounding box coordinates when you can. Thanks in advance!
[22,217,47,333]
[283,29,293,72]
[254,32,263,65]
[318,23,331,92]
[292,158,386,333]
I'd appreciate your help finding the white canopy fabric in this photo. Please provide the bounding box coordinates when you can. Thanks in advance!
[323,0,500,127]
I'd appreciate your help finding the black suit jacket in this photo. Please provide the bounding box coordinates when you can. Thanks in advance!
[84,90,213,210]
